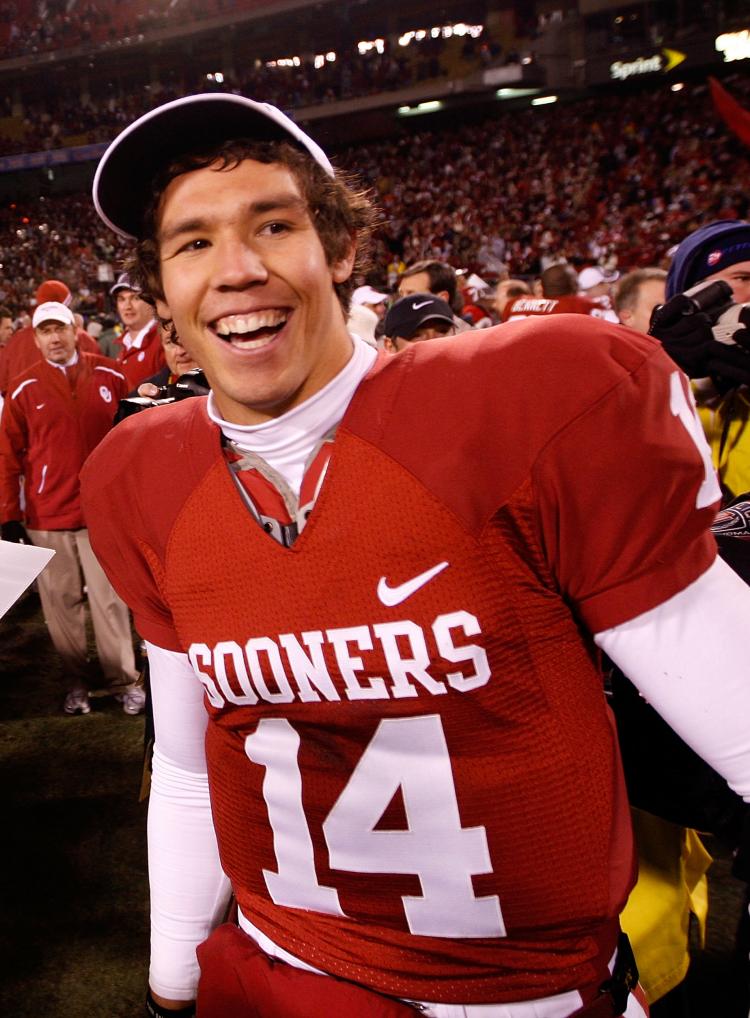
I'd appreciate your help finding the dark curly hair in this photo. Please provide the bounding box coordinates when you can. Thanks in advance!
[131,139,379,321]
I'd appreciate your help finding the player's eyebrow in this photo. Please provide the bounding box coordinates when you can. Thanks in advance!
[159,194,309,246]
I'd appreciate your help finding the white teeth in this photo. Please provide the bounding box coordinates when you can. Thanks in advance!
[215,309,287,336]
[228,334,277,350]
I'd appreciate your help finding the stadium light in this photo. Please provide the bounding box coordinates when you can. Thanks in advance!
[531,95,558,106]
[715,30,750,62]
[399,22,482,46]
[496,87,541,100]
[397,100,443,117]
[671,82,684,92]
[358,38,384,54]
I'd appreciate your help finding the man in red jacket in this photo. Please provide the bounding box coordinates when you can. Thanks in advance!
[0,300,143,716]
[0,278,100,395]
[110,271,166,388]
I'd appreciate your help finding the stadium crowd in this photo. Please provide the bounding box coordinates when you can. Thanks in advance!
[0,31,503,155]
[0,0,254,59]
[1,75,749,315]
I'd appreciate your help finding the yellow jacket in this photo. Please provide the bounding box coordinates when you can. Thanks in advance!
[621,809,711,1003]
[696,387,750,499]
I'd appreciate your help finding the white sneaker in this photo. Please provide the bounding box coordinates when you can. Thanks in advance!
[119,685,146,715]
[64,690,91,715]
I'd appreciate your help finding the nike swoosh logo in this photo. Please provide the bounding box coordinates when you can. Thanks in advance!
[377,561,449,607]
[412,300,433,310]
[36,404,45,410]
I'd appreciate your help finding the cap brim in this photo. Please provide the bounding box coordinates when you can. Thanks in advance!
[93,93,334,241]
[401,313,455,338]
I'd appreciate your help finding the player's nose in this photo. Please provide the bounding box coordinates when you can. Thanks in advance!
[212,235,269,291]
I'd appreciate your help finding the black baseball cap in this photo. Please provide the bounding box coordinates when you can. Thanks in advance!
[384,293,455,340]
[93,93,334,242]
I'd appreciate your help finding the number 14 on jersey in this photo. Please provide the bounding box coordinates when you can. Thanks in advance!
[245,714,507,938]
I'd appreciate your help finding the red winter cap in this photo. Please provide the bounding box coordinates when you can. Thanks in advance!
[35,279,72,307]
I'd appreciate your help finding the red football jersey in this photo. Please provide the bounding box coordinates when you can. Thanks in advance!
[81,318,717,1005]
[503,295,607,322]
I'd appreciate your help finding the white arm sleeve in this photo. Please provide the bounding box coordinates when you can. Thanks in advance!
[145,641,233,1001]
[594,556,750,802]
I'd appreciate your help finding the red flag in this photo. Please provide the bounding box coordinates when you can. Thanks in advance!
[710,76,750,147]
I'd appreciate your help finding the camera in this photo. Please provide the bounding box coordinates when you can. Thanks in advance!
[652,278,750,346]
[115,369,210,424]
[649,278,750,386]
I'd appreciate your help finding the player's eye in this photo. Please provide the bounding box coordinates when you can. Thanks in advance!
[259,221,291,237]
[177,237,210,253]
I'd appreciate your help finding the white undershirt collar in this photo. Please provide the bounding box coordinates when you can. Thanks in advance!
[47,350,79,370]
[207,336,377,496]
[124,319,156,350]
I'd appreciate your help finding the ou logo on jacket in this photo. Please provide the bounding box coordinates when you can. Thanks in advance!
[99,385,113,404]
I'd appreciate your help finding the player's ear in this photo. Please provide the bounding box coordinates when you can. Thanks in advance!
[155,297,172,323]
[331,234,356,285]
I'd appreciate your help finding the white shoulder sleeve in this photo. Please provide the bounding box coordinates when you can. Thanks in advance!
[145,642,233,1001]
[594,557,750,802]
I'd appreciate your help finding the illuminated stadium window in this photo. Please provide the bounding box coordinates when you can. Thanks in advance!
[398,23,483,47]
[266,56,301,68]
[358,39,385,54]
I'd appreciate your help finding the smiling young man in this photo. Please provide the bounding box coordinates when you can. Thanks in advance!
[80,94,750,1018]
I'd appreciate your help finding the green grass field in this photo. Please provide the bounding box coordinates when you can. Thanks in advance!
[1,591,148,1016]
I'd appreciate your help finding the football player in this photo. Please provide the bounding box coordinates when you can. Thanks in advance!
[81,94,750,1018]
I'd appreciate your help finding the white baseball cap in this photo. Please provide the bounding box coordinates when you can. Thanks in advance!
[32,301,75,328]
[578,266,619,290]
[93,93,334,241]
[351,285,389,306]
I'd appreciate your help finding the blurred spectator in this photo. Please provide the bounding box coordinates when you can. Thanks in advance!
[659,220,750,500]
[383,292,456,352]
[346,285,389,347]
[614,269,667,334]
[503,263,616,322]
[578,266,620,300]
[0,303,12,347]
[494,278,531,320]
[0,300,142,716]
[134,320,199,395]
[397,259,471,332]
[459,273,494,328]
[578,266,620,323]
[0,278,100,395]
[109,272,165,388]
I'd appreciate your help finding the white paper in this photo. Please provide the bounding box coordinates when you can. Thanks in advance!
[0,540,55,620]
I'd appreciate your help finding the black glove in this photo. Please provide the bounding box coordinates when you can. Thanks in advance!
[1,520,29,544]
[649,285,750,386]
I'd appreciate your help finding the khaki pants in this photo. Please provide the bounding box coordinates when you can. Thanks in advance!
[27,527,139,694]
